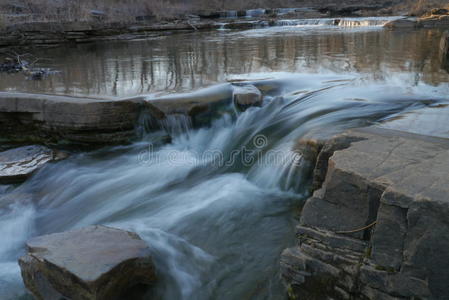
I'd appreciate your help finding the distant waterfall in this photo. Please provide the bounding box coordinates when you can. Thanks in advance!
[272,17,401,28]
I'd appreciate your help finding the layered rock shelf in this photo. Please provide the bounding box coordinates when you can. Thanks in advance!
[19,226,156,300]
[281,127,449,299]
[0,145,65,184]
[0,84,263,145]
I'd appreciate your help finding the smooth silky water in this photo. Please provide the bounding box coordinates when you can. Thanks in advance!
[1,19,449,300]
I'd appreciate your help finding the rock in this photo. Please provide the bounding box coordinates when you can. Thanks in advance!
[431,8,449,16]
[0,145,57,184]
[293,139,324,163]
[195,10,221,19]
[19,225,156,300]
[141,84,234,129]
[232,84,263,111]
[384,18,418,28]
[0,92,144,144]
[281,127,449,299]
[418,14,449,27]
[440,31,449,72]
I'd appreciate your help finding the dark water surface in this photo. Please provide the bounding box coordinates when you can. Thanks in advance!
[1,25,448,97]
[1,21,449,300]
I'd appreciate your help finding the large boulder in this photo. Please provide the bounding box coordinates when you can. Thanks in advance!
[281,127,449,299]
[19,225,156,300]
[0,145,62,184]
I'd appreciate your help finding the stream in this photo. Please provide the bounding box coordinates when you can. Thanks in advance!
[1,17,449,300]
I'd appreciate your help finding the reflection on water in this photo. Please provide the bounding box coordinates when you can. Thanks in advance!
[0,27,448,97]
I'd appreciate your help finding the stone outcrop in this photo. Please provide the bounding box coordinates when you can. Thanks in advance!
[281,127,449,299]
[1,84,263,144]
[0,92,143,144]
[19,225,156,300]
[0,21,219,49]
[0,145,65,184]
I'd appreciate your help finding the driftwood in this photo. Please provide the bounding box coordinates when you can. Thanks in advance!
[0,51,55,80]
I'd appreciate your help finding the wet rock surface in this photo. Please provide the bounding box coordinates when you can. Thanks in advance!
[0,85,265,144]
[281,127,449,299]
[0,145,56,184]
[19,225,156,300]
[232,84,263,111]
[0,92,143,144]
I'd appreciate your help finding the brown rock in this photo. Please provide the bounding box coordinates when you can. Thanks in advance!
[19,225,156,300]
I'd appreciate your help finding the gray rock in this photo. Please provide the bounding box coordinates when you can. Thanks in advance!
[19,225,156,300]
[281,127,449,299]
[0,145,56,184]
[232,84,263,111]
[384,18,418,28]
[0,92,143,144]
[141,84,234,129]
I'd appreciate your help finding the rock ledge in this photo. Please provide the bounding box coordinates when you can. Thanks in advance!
[282,127,449,299]
[19,225,156,300]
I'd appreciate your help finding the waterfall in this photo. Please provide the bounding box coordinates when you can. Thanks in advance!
[158,114,193,137]
[1,73,445,300]
[271,17,401,28]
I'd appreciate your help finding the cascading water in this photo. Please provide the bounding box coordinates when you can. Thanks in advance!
[272,16,401,28]
[0,73,446,300]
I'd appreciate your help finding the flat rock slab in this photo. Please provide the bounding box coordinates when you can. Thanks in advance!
[19,225,156,300]
[0,145,54,184]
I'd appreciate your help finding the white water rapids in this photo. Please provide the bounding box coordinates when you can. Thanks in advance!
[0,73,447,299]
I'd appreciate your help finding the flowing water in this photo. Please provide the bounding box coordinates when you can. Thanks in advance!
[1,18,449,300]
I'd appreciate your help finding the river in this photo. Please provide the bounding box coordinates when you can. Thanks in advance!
[0,17,448,299]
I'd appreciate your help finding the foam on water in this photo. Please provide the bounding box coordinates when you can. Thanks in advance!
[0,73,448,299]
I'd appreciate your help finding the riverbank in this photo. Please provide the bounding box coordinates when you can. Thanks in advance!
[1,11,449,51]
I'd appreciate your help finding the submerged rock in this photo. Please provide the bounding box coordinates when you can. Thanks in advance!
[232,84,263,111]
[0,145,57,184]
[281,127,449,299]
[19,225,156,300]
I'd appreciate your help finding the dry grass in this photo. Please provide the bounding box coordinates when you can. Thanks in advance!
[0,0,298,24]
[2,0,448,26]
[394,0,449,16]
